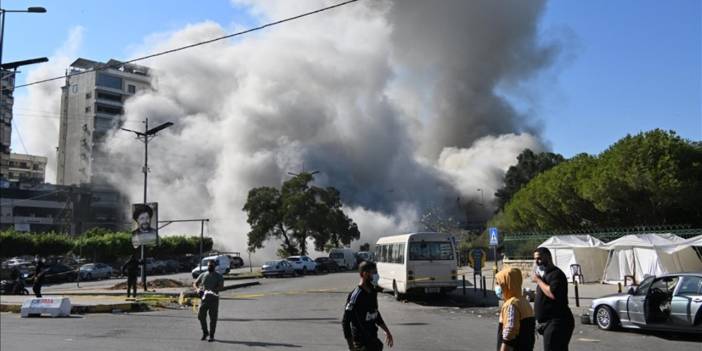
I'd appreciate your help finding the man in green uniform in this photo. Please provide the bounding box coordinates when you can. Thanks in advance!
[193,260,224,342]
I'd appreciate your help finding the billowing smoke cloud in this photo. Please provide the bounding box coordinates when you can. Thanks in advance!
[18,1,560,261]
[13,26,84,183]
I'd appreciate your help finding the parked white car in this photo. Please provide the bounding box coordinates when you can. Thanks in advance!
[79,263,113,280]
[191,254,232,279]
[286,256,317,275]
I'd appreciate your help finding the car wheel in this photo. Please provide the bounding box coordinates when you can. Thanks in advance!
[595,306,617,330]
[86,273,92,280]
[393,280,403,301]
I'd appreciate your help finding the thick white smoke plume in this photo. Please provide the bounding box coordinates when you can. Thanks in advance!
[19,1,561,261]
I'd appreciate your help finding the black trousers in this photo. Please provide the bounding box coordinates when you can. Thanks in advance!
[32,282,42,297]
[351,338,383,351]
[126,275,137,297]
[541,313,574,351]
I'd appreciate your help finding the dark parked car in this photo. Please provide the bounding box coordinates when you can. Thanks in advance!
[28,264,77,284]
[314,257,340,273]
[587,273,702,333]
[230,256,244,269]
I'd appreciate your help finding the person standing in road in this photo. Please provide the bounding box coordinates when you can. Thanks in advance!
[194,260,224,342]
[121,254,143,299]
[342,261,394,351]
[32,257,46,298]
[532,247,574,351]
[495,267,535,351]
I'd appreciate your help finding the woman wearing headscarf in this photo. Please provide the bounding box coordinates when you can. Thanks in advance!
[495,267,535,351]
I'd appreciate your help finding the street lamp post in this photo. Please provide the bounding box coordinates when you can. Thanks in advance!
[121,118,173,291]
[476,188,484,207]
[0,6,47,65]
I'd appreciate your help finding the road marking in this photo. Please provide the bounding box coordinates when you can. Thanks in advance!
[577,338,600,342]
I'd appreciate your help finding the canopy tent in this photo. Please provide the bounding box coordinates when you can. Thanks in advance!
[538,235,608,283]
[602,234,702,284]
[661,235,702,254]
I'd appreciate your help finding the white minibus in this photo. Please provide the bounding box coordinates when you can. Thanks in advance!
[329,248,356,270]
[374,232,458,299]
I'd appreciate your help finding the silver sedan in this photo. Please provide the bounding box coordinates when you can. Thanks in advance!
[588,273,702,333]
[261,260,296,278]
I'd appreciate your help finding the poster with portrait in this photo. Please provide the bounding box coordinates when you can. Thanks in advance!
[131,203,158,248]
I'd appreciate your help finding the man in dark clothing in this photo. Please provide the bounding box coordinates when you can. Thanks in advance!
[342,261,394,351]
[532,247,574,351]
[193,260,224,342]
[32,258,46,298]
[121,254,143,298]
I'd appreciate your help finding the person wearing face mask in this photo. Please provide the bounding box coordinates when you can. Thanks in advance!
[193,260,224,342]
[495,267,535,351]
[342,261,394,351]
[532,247,574,351]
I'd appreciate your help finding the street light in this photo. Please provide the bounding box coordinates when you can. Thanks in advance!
[121,119,173,291]
[0,6,48,65]
[476,188,484,207]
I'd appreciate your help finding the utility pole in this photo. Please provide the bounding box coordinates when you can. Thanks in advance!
[121,118,173,291]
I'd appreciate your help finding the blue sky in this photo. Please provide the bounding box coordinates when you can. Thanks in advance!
[4,0,701,158]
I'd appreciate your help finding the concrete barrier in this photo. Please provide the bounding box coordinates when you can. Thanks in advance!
[21,297,71,317]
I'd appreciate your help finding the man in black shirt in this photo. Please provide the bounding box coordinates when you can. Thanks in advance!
[342,261,394,351]
[121,254,143,298]
[532,247,574,351]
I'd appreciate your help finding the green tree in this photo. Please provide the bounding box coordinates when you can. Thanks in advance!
[244,172,360,256]
[492,130,702,232]
[494,149,565,210]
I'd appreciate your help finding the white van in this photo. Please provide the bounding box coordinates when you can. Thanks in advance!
[329,248,356,270]
[191,254,232,279]
[375,232,458,299]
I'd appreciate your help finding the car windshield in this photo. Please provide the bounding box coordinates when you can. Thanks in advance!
[81,264,95,269]
[264,261,279,266]
[330,253,344,259]
[287,257,300,262]
[409,242,454,261]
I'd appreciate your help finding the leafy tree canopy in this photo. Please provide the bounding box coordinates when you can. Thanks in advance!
[494,149,565,210]
[491,130,702,232]
[244,172,360,257]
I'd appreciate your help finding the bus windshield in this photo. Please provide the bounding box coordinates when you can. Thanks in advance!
[409,242,454,261]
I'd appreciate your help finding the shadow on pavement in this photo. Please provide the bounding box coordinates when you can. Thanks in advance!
[213,339,302,347]
[219,317,337,322]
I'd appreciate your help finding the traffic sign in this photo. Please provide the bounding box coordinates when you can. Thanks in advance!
[488,227,499,246]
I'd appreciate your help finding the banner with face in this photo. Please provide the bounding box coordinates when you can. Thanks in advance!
[131,203,158,248]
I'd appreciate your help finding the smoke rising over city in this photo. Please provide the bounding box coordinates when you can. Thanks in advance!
[17,0,560,260]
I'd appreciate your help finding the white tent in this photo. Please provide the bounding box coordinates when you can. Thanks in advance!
[538,235,608,283]
[661,235,702,254]
[602,234,702,284]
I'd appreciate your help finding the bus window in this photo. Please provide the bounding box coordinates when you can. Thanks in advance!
[409,242,454,261]
[398,243,405,264]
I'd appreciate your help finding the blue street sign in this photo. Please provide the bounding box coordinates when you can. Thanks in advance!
[488,227,499,246]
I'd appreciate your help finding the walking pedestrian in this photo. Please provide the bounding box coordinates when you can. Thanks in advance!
[121,254,142,298]
[532,247,574,351]
[495,267,535,351]
[32,257,46,298]
[193,260,224,342]
[342,261,394,351]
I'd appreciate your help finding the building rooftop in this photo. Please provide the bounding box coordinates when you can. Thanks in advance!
[69,58,149,76]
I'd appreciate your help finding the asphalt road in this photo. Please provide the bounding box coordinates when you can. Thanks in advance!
[2,271,700,351]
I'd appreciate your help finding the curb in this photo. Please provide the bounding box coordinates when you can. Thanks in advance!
[1,302,150,314]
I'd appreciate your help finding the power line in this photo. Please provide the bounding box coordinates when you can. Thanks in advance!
[15,0,360,90]
[10,120,29,154]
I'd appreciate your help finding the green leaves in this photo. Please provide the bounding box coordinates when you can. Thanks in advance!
[243,172,360,256]
[493,129,702,232]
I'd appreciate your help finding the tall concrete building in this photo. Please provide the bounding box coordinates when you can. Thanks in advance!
[0,69,16,179]
[57,58,151,186]
[6,153,47,183]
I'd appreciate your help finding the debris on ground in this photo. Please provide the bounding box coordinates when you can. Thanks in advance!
[109,279,186,290]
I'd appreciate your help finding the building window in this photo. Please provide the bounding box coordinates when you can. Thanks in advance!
[86,92,92,99]
[85,106,91,113]
[96,72,123,90]
[96,104,122,115]
[96,91,122,102]
[128,84,136,94]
